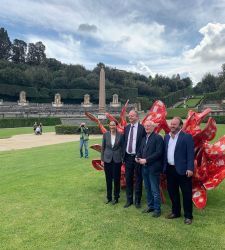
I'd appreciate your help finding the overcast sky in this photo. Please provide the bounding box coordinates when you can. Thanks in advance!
[1,0,225,84]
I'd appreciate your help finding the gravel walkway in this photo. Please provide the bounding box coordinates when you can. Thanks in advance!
[0,132,102,151]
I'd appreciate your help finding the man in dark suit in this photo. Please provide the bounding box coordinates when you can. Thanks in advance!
[123,110,146,208]
[136,120,164,217]
[164,117,194,225]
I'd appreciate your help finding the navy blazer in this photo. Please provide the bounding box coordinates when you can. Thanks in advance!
[163,131,194,175]
[136,132,164,175]
[123,123,146,158]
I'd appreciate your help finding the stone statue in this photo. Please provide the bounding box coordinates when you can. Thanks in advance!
[110,94,121,107]
[81,94,92,107]
[52,93,63,107]
[18,91,29,106]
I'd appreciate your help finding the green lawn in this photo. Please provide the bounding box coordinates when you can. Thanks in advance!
[0,137,225,249]
[177,97,203,108]
[0,126,55,139]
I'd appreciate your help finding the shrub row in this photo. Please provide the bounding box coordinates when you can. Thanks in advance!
[204,91,225,101]
[203,116,225,124]
[161,87,192,107]
[0,83,138,103]
[0,117,61,128]
[55,125,109,135]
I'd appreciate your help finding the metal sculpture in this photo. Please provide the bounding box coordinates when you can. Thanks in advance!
[85,100,225,209]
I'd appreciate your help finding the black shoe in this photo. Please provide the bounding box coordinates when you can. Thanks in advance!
[184,218,192,225]
[105,200,112,204]
[124,202,133,208]
[135,203,141,209]
[142,207,154,213]
[165,213,181,219]
[112,199,118,205]
[152,211,161,218]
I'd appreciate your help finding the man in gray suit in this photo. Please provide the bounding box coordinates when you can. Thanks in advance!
[101,121,123,204]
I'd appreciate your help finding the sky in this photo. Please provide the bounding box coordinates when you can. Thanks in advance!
[1,0,225,84]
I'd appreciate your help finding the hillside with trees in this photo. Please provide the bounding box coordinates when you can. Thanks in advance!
[1,26,225,108]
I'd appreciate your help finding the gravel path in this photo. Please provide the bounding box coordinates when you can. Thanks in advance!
[0,132,102,151]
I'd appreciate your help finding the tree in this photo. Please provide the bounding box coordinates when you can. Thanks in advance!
[0,27,11,60]
[26,41,46,65]
[201,73,217,93]
[11,39,27,63]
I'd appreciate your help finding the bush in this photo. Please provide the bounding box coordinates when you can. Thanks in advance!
[55,125,109,134]
[0,117,61,128]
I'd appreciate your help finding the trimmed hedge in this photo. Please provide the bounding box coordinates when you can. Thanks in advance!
[0,117,61,128]
[55,125,109,135]
[203,116,225,124]
[204,91,225,101]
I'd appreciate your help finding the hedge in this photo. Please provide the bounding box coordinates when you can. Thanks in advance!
[55,125,109,135]
[203,116,225,124]
[0,117,61,128]
[204,91,225,101]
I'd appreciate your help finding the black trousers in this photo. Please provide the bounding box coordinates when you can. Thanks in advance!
[124,153,143,204]
[166,165,193,219]
[104,161,122,201]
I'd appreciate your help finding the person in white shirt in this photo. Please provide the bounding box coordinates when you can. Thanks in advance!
[163,117,194,225]
[101,121,123,205]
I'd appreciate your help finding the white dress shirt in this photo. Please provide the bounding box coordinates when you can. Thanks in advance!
[167,131,181,165]
[126,122,138,154]
[111,134,116,147]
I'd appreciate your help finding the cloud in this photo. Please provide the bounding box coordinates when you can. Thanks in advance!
[26,34,84,65]
[185,23,225,62]
[78,24,97,33]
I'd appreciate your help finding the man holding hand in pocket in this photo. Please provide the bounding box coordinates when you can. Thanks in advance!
[163,117,194,225]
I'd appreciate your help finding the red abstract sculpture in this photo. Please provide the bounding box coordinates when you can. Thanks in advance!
[85,100,225,209]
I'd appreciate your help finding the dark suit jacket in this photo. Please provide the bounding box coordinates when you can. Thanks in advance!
[163,131,194,175]
[136,132,164,175]
[101,131,123,163]
[123,123,146,158]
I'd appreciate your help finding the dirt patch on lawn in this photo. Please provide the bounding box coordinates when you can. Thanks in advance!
[0,132,102,151]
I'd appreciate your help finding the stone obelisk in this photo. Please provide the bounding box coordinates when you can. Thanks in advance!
[99,67,106,113]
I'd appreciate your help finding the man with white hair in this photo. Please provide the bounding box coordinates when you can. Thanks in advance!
[136,120,164,217]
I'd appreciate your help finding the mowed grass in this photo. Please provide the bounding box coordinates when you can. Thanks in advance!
[0,126,55,139]
[0,137,225,250]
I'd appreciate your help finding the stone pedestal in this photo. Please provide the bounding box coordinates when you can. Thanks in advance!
[110,94,121,107]
[81,94,93,107]
[18,91,29,106]
[52,93,63,107]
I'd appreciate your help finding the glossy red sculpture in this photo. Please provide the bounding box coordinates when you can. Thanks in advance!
[85,100,225,209]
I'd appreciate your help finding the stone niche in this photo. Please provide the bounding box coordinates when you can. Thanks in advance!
[52,93,63,107]
[81,94,93,107]
[110,94,121,107]
[18,91,29,106]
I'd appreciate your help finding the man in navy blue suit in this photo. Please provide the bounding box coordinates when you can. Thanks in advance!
[164,117,194,225]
